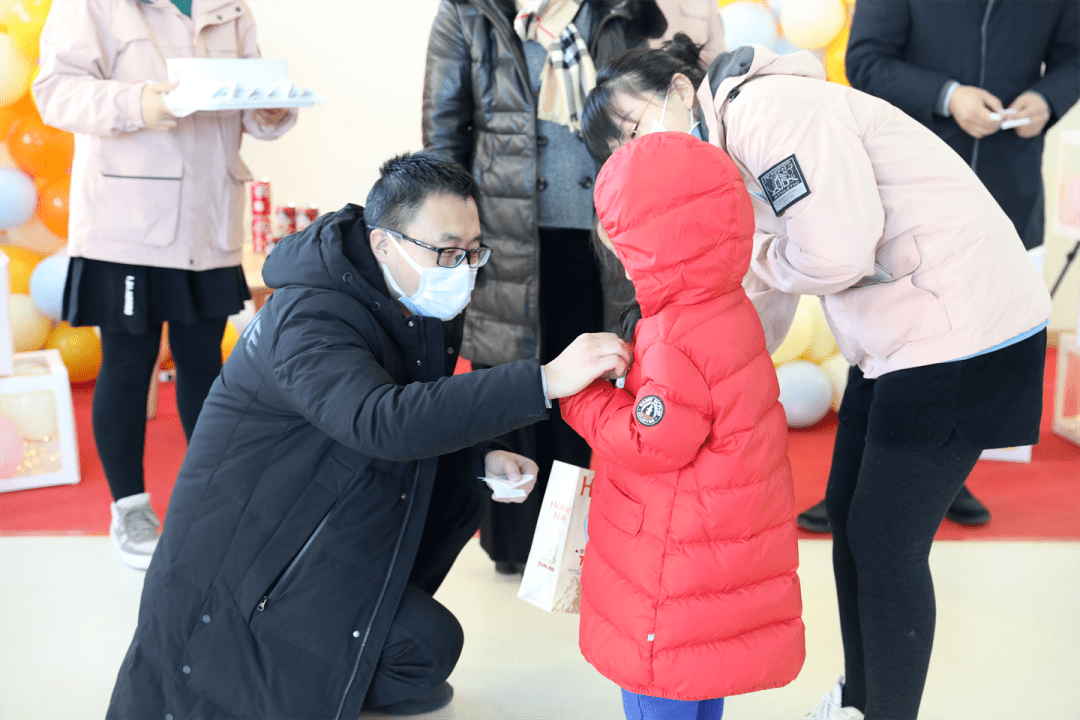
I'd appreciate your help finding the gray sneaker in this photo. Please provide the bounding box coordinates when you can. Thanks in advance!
[110,493,161,570]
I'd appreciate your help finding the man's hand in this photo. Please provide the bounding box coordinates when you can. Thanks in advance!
[484,450,539,504]
[141,81,178,132]
[948,85,1004,139]
[1006,92,1050,138]
[544,332,632,400]
[252,108,290,126]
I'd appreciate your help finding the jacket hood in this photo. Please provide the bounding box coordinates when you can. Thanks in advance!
[707,44,826,100]
[262,203,396,317]
[593,132,755,316]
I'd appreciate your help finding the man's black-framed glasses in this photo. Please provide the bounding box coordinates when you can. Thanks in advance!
[377,227,491,269]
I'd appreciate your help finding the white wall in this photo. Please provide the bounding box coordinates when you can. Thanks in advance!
[239,0,441,216]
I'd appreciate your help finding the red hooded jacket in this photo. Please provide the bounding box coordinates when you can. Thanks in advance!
[560,133,804,700]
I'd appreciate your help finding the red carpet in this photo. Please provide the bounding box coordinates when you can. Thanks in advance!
[1,350,1076,539]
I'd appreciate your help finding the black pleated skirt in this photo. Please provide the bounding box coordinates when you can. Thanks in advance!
[62,257,251,335]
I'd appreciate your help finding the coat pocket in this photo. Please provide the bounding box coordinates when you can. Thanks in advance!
[87,135,183,246]
[826,230,951,360]
[596,481,644,538]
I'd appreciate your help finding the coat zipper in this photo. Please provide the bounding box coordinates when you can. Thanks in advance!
[256,504,336,613]
[970,0,995,173]
[333,464,420,720]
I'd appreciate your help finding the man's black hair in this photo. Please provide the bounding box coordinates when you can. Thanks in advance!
[364,152,479,233]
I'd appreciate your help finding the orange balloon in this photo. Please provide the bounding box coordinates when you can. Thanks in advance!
[158,323,174,370]
[7,113,73,178]
[36,175,68,238]
[0,94,36,143]
[2,243,43,294]
[46,322,102,384]
[825,25,851,86]
[221,322,239,362]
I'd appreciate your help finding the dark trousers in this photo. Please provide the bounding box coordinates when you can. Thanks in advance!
[363,458,486,708]
[479,227,604,563]
[825,369,983,720]
[93,319,226,501]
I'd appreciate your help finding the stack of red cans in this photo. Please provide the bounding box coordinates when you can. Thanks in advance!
[251,178,272,254]
[296,204,319,232]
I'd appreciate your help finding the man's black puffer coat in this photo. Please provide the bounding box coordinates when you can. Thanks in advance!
[106,204,549,720]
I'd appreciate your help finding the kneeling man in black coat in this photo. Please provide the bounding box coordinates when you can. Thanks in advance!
[107,152,631,720]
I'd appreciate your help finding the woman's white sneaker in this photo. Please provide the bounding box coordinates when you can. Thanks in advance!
[110,492,161,570]
[807,676,865,720]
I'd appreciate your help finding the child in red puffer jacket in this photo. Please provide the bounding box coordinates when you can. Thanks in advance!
[560,132,805,719]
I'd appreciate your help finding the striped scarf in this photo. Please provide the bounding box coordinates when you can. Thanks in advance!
[514,0,597,132]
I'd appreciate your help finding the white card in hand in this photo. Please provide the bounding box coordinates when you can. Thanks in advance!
[1000,117,1032,130]
[479,474,534,499]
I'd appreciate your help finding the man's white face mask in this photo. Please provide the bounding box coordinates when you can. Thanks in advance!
[380,232,477,321]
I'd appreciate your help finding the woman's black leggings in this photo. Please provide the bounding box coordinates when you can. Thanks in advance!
[93,319,227,501]
[825,416,982,719]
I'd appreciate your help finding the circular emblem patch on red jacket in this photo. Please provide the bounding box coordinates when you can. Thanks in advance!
[635,395,665,426]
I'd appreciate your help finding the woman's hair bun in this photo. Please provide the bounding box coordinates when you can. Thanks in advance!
[662,32,705,70]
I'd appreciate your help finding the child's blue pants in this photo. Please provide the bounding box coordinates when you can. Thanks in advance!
[621,689,724,720]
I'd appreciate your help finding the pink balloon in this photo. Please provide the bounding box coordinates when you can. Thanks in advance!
[0,417,24,478]
[1059,176,1080,228]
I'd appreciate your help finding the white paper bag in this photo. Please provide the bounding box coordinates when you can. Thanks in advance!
[518,460,594,613]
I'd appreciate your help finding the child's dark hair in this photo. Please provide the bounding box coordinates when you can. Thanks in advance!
[365,152,478,233]
[589,222,641,344]
[582,33,707,163]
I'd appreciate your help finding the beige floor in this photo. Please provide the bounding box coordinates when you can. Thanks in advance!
[0,536,1077,720]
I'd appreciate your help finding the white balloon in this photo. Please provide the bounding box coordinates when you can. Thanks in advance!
[776,360,833,428]
[780,0,846,50]
[0,390,59,441]
[721,1,779,51]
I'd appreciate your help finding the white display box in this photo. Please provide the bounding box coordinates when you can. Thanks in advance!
[0,251,13,377]
[0,350,80,492]
[1053,333,1079,446]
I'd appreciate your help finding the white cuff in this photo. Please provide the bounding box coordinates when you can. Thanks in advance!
[539,366,552,409]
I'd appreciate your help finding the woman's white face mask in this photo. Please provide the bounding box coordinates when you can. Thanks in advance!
[643,85,699,137]
[380,233,477,321]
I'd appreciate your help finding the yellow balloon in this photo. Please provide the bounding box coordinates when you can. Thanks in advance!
[780,0,846,50]
[825,25,851,86]
[9,292,50,351]
[46,322,102,383]
[772,300,815,366]
[3,244,43,294]
[0,388,58,440]
[819,352,850,412]
[801,295,839,362]
[2,0,51,61]
[0,33,33,107]
[221,321,239,361]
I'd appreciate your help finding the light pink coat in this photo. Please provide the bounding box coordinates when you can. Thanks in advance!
[698,47,1051,379]
[33,0,296,272]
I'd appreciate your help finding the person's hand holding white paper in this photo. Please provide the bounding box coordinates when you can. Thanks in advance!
[482,450,539,503]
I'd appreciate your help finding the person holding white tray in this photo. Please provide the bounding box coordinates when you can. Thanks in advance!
[33,0,296,570]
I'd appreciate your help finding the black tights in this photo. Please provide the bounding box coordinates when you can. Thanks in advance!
[93,319,227,501]
[826,422,982,719]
